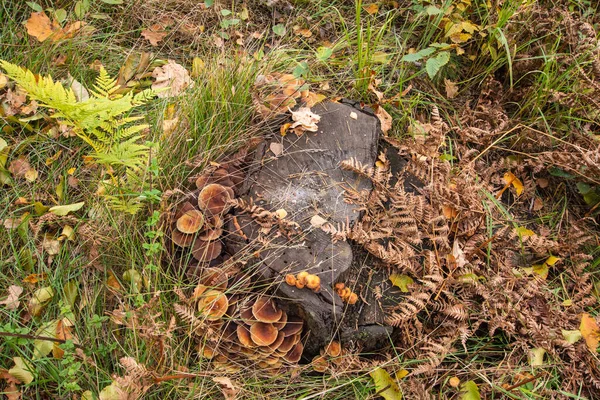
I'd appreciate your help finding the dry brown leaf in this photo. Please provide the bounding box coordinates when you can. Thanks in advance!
[269,142,283,157]
[8,157,32,179]
[141,24,168,46]
[151,60,192,98]
[310,215,327,228]
[374,105,392,133]
[444,79,459,99]
[290,107,321,134]
[25,12,60,42]
[22,273,47,284]
[580,313,600,352]
[212,377,239,400]
[0,285,23,310]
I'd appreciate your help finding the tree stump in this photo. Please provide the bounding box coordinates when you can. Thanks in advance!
[228,100,396,356]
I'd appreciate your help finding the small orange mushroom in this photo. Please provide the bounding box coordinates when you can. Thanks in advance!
[305,274,321,291]
[197,290,228,321]
[237,324,255,348]
[280,316,303,337]
[296,271,309,285]
[176,209,205,234]
[325,341,341,357]
[285,274,297,286]
[252,296,282,323]
[198,183,232,215]
[284,342,304,363]
[312,356,328,372]
[347,293,358,305]
[250,322,279,346]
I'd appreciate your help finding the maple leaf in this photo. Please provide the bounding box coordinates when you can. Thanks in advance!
[141,24,167,46]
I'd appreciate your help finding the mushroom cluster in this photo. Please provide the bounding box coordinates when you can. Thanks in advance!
[197,293,305,372]
[334,283,358,304]
[167,157,307,371]
[285,271,321,292]
[311,340,344,373]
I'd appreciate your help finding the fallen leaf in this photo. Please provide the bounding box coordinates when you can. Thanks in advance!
[503,172,524,196]
[396,369,409,380]
[580,313,600,352]
[374,105,392,133]
[459,381,480,400]
[22,273,47,284]
[280,122,292,136]
[369,367,402,400]
[533,197,543,211]
[310,215,328,228]
[25,12,60,42]
[28,286,54,316]
[33,320,59,359]
[141,24,168,46]
[24,168,38,182]
[151,60,193,98]
[290,107,321,134]
[67,74,89,101]
[537,178,549,188]
[274,209,288,219]
[42,234,61,255]
[442,204,458,218]
[363,4,379,14]
[561,329,582,344]
[49,201,85,216]
[529,347,545,366]
[8,357,34,385]
[191,57,205,77]
[213,376,239,400]
[389,274,414,292]
[269,142,283,157]
[0,285,23,310]
[350,111,358,120]
[8,157,32,179]
[444,79,458,99]
[515,226,535,237]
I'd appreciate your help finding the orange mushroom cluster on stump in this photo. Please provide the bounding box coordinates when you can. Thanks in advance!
[285,271,321,292]
[334,282,358,305]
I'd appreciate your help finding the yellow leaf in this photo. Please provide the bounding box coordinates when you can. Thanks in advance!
[363,4,379,14]
[450,32,472,43]
[503,172,524,196]
[8,357,34,384]
[24,168,38,182]
[396,369,409,380]
[49,201,85,216]
[580,313,600,352]
[389,274,414,292]
[545,256,560,266]
[561,329,582,344]
[67,167,76,175]
[529,347,545,366]
[522,264,548,280]
[369,367,403,400]
[515,226,535,237]
[28,286,54,316]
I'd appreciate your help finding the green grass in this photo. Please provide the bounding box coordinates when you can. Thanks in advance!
[1,0,600,398]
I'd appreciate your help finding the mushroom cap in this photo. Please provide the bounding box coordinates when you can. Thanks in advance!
[297,271,309,285]
[191,239,222,262]
[285,274,296,286]
[240,306,255,325]
[334,282,345,291]
[198,184,232,215]
[312,356,328,372]
[280,316,303,337]
[347,292,358,305]
[174,201,197,219]
[305,275,321,290]
[277,334,297,353]
[325,341,341,357]
[195,168,235,190]
[236,324,255,348]
[273,311,288,330]
[284,341,304,363]
[199,267,228,291]
[170,228,195,247]
[250,322,279,346]
[267,331,286,352]
[176,210,205,234]
[197,290,228,321]
[252,296,282,323]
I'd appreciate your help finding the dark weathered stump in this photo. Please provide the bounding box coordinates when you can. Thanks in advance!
[230,100,394,355]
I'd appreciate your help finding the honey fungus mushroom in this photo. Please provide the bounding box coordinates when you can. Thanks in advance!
[191,239,222,262]
[198,184,233,215]
[197,290,229,320]
[176,209,205,234]
[252,296,283,323]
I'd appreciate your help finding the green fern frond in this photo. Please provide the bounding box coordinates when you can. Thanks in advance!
[103,195,145,215]
[93,136,149,169]
[0,60,77,107]
[91,67,121,99]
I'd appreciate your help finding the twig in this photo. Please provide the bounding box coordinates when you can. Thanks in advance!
[0,331,85,349]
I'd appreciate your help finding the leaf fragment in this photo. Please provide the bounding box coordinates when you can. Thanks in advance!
[369,367,403,400]
[389,274,414,293]
[580,313,600,352]
[0,285,24,310]
[459,381,480,400]
[49,201,85,216]
[561,329,582,344]
[8,357,34,384]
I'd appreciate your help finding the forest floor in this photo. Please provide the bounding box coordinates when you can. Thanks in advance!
[0,0,599,399]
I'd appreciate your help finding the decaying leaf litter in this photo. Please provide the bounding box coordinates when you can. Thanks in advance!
[1,0,600,399]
